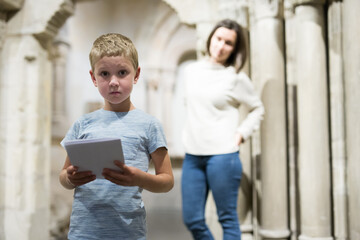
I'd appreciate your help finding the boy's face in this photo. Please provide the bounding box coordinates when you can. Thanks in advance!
[90,56,140,111]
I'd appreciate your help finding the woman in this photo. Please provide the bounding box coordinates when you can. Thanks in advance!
[181,19,264,240]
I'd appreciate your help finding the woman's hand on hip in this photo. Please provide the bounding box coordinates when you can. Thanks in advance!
[235,133,243,146]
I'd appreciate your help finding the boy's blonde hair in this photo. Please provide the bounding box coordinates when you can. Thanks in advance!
[89,33,139,71]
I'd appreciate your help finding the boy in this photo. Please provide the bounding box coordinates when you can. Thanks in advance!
[59,33,174,240]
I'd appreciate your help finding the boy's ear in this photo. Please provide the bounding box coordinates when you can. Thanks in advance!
[134,67,141,84]
[90,70,97,87]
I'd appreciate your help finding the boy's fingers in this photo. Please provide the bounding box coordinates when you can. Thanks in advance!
[67,165,79,172]
[73,171,94,179]
[67,166,76,174]
[114,161,130,172]
[114,160,124,167]
[70,174,96,185]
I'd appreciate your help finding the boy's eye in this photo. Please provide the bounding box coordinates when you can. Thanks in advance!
[118,70,128,76]
[100,71,109,77]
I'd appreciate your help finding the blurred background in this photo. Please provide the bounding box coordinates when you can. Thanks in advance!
[1,0,360,240]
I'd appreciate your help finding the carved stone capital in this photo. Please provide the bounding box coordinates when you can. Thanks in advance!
[163,0,217,24]
[284,0,327,15]
[252,0,284,20]
[34,0,75,48]
[0,0,24,11]
[6,0,74,49]
[293,0,327,6]
[0,12,6,50]
[218,0,249,29]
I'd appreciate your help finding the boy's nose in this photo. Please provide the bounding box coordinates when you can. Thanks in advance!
[109,76,119,86]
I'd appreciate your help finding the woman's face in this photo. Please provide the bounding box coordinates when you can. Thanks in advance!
[209,27,237,65]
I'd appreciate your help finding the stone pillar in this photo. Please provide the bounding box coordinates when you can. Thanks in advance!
[284,1,300,239]
[250,1,289,239]
[294,1,333,239]
[143,66,177,145]
[342,0,360,239]
[0,34,52,240]
[0,5,11,240]
[0,0,74,239]
[142,65,178,155]
[51,38,70,138]
[143,67,163,120]
[160,68,176,149]
[328,1,348,240]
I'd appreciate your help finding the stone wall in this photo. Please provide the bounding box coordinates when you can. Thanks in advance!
[0,0,359,239]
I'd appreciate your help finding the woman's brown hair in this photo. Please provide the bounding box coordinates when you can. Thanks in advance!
[206,19,247,72]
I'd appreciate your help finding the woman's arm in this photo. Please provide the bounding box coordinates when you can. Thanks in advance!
[235,73,265,141]
[102,147,174,193]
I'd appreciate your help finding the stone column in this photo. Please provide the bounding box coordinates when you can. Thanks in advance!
[143,67,163,120]
[160,68,176,149]
[294,1,332,239]
[250,1,289,239]
[284,1,300,239]
[0,34,52,240]
[142,66,176,149]
[0,5,10,240]
[342,0,360,239]
[0,1,73,239]
[51,38,70,138]
[328,1,348,240]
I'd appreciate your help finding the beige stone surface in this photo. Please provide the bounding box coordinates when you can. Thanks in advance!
[1,0,360,239]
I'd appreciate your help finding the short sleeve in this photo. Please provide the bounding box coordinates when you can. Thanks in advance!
[60,120,81,147]
[147,118,168,154]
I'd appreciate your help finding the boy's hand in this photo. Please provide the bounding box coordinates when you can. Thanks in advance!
[102,161,143,187]
[66,165,96,187]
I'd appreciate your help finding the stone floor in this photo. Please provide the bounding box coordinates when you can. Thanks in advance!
[143,168,192,240]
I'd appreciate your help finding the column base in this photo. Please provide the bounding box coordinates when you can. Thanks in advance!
[242,233,254,240]
[259,228,291,239]
[298,235,333,240]
[241,223,253,232]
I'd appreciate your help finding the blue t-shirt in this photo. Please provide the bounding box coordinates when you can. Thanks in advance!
[61,108,167,240]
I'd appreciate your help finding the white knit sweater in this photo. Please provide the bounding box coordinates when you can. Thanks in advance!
[182,59,264,155]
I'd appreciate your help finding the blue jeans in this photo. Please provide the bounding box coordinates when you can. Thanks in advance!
[181,152,242,240]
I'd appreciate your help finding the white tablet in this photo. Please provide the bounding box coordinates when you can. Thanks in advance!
[63,138,124,178]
